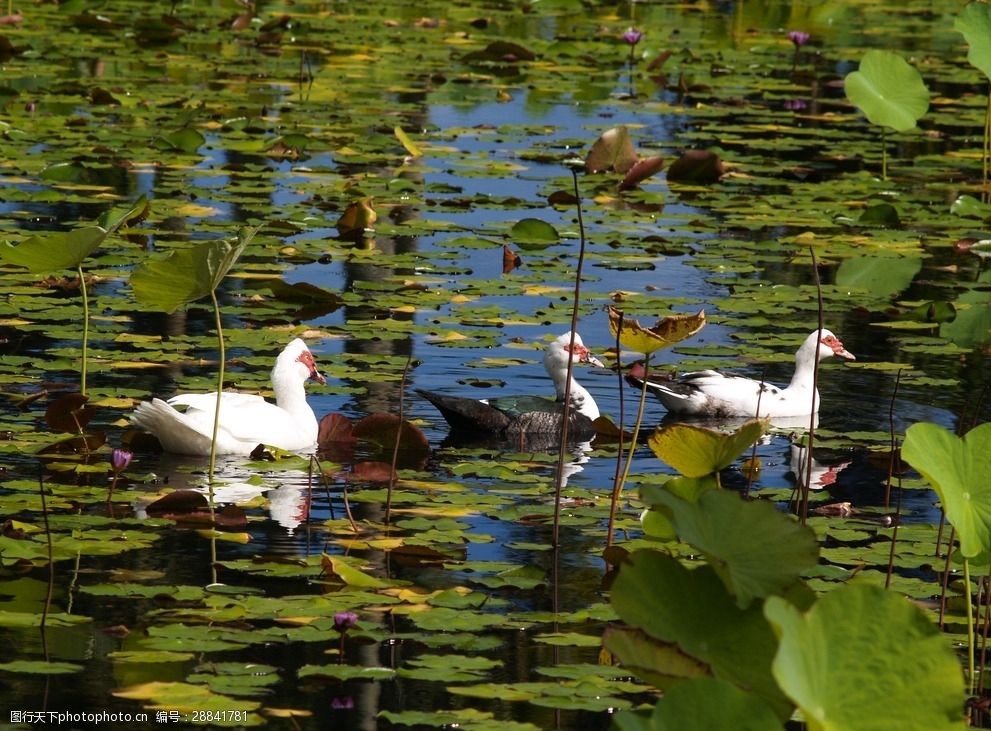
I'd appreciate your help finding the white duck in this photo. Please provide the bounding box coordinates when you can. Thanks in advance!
[131,338,325,455]
[628,329,855,418]
[417,332,604,439]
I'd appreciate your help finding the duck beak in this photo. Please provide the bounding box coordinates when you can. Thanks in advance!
[298,350,327,384]
[572,344,605,368]
[825,336,856,361]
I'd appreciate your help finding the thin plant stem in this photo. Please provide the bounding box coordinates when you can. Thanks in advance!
[799,247,824,524]
[77,263,89,396]
[744,368,767,500]
[881,127,888,180]
[606,313,626,549]
[616,353,651,496]
[985,84,991,199]
[938,524,955,630]
[38,462,54,649]
[207,290,225,585]
[965,557,976,696]
[883,369,903,508]
[384,354,413,525]
[883,472,904,590]
[551,167,589,549]
[979,555,991,694]
[208,290,225,486]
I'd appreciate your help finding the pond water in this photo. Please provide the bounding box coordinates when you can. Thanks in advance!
[1,0,990,728]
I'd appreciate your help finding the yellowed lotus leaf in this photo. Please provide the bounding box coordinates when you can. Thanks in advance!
[90,396,136,408]
[113,681,259,712]
[109,360,174,370]
[195,530,251,544]
[398,478,467,492]
[607,305,706,354]
[425,331,469,342]
[389,506,477,518]
[394,126,423,157]
[521,284,568,296]
[263,708,313,719]
[175,203,220,218]
[274,616,319,626]
[386,603,433,615]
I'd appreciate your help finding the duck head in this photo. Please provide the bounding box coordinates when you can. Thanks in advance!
[544,332,605,372]
[278,338,327,385]
[814,329,856,362]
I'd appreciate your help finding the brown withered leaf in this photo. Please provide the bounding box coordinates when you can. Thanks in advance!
[502,244,522,274]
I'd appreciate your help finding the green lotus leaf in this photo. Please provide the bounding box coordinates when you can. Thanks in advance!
[901,422,991,558]
[956,2,991,80]
[835,255,922,299]
[130,228,253,314]
[0,196,146,273]
[647,489,819,607]
[613,677,786,731]
[844,49,930,132]
[609,549,792,719]
[765,583,966,731]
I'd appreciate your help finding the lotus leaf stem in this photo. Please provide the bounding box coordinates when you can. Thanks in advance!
[77,263,89,396]
[965,557,976,695]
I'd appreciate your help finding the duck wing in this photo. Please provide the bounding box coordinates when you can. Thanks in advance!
[139,393,315,454]
[416,389,513,434]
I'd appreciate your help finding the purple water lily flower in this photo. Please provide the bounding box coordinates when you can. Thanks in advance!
[622,28,643,45]
[331,696,354,710]
[333,611,359,632]
[787,30,810,47]
[783,99,808,111]
[111,448,133,473]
